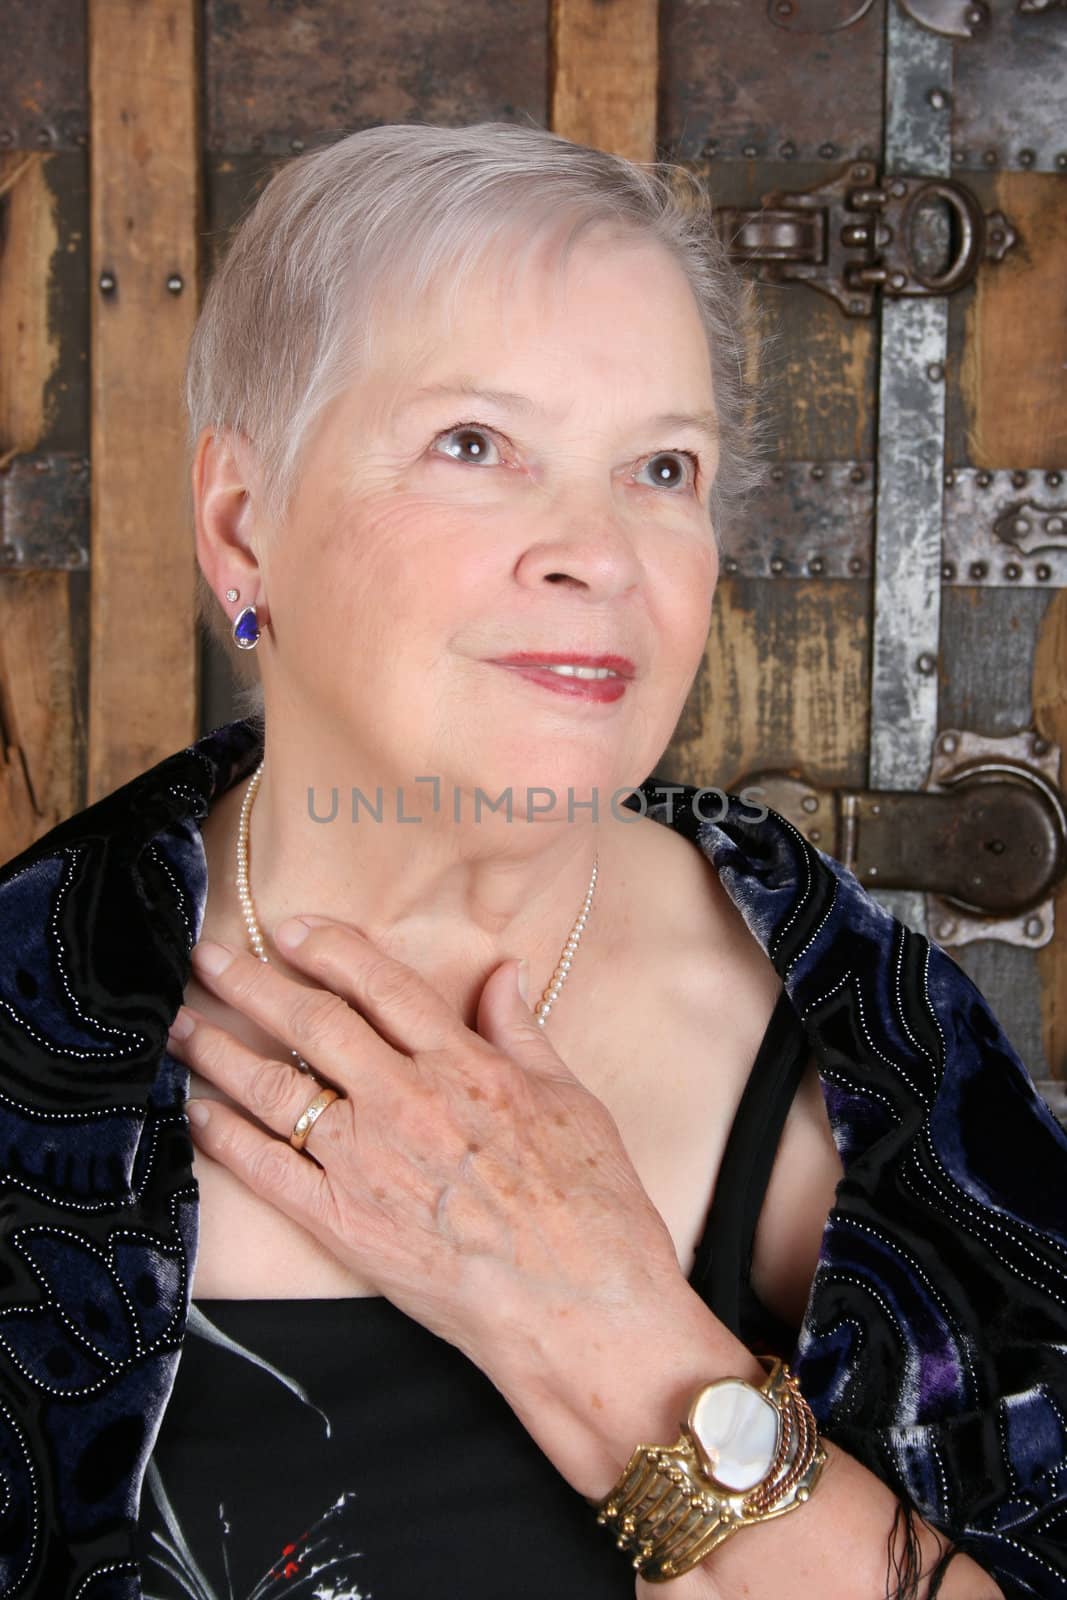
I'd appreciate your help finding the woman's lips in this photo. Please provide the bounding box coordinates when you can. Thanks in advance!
[489,654,633,703]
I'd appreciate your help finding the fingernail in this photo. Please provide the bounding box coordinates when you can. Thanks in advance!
[168,1006,195,1041]
[192,939,235,976]
[276,917,311,949]
[186,1099,210,1127]
[517,959,530,1004]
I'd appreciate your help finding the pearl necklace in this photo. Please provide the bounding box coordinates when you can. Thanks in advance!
[236,759,598,1038]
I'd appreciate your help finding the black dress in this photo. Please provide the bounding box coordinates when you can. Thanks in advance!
[135,990,810,1600]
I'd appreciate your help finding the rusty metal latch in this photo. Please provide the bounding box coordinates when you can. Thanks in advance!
[742,731,1066,947]
[720,162,1016,317]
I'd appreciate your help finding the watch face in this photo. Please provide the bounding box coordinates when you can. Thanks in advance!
[688,1379,782,1493]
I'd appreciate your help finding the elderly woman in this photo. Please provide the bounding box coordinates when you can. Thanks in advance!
[1,122,1065,1600]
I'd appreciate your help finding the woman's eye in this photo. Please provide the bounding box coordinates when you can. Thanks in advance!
[432,424,502,466]
[430,428,698,491]
[638,451,700,492]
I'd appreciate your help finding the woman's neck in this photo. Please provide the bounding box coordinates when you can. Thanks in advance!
[196,753,629,1032]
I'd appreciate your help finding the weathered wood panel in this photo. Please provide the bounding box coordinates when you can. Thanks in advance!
[0,151,81,856]
[550,0,658,163]
[0,157,58,473]
[669,579,870,792]
[0,573,77,848]
[87,0,200,797]
[204,0,550,155]
[962,173,1067,467]
[753,281,875,468]
[938,587,1048,740]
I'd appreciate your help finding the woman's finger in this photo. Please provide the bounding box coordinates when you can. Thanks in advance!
[184,1090,336,1227]
[272,916,471,1053]
[278,920,573,1079]
[170,1004,350,1151]
[189,938,409,1088]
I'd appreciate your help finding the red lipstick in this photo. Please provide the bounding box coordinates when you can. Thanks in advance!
[488,653,635,703]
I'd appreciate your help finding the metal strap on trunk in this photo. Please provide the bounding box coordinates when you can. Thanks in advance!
[869,6,954,932]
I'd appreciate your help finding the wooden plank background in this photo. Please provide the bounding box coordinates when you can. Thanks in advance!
[957,170,1067,1082]
[1,0,1064,1100]
[86,0,201,800]
[0,151,79,848]
[550,0,657,163]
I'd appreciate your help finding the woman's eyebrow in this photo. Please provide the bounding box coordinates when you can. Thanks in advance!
[650,409,721,444]
[396,380,720,444]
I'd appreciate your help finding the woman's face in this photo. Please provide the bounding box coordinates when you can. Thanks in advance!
[256,227,721,812]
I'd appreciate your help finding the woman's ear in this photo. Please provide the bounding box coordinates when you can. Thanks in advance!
[192,427,264,606]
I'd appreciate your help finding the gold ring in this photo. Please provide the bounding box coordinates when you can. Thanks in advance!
[289,1086,342,1152]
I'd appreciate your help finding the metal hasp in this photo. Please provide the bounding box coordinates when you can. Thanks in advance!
[743,731,1067,948]
[720,162,1014,317]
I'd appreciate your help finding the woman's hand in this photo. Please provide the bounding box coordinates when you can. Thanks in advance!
[167,916,686,1380]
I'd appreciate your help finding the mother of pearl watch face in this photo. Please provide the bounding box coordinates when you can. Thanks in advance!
[689,1380,781,1493]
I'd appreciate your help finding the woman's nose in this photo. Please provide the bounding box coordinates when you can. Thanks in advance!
[516,508,643,600]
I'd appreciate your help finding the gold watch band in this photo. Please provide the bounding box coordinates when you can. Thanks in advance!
[593,1357,827,1583]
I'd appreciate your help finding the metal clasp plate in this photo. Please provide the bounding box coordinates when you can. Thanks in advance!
[742,730,1066,947]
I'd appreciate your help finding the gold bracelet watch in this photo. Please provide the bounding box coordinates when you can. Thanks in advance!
[592,1356,827,1583]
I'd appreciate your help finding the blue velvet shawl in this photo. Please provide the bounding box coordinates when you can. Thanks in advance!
[0,715,1065,1598]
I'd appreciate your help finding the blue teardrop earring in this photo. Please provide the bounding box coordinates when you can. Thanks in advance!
[228,588,261,651]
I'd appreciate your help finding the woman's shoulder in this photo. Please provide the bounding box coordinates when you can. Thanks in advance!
[0,718,263,1027]
[0,730,232,1600]
[0,720,264,1128]
[626,775,887,1011]
[637,774,1067,1176]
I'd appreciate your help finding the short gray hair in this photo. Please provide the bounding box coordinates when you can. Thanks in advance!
[185,120,763,703]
